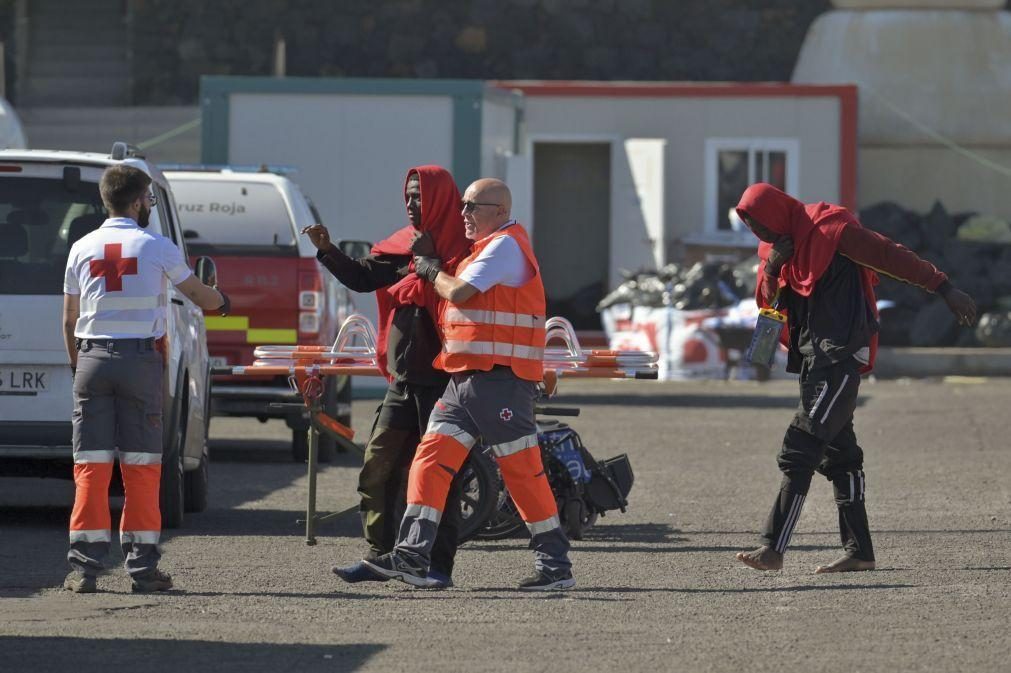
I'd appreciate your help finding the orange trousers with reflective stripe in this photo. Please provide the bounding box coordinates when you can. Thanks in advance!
[407,433,557,524]
[70,461,162,538]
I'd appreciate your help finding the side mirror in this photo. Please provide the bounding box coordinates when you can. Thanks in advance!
[338,239,373,259]
[194,256,218,286]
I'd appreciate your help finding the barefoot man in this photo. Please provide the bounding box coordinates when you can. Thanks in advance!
[733,183,976,574]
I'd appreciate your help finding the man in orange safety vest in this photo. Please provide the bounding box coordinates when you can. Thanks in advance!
[338,178,574,591]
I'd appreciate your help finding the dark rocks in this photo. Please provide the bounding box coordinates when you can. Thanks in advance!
[976,311,1011,347]
[909,299,960,348]
[860,200,1010,347]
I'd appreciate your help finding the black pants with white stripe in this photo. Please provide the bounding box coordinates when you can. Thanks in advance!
[761,357,875,561]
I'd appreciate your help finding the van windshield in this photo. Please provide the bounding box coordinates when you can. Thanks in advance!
[0,177,106,295]
[170,179,298,256]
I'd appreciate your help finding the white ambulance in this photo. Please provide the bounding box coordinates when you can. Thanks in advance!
[0,143,212,528]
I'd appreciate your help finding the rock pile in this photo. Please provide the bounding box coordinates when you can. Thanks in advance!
[859,201,1011,347]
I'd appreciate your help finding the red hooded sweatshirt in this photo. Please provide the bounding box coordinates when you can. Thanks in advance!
[370,166,470,381]
[736,184,949,374]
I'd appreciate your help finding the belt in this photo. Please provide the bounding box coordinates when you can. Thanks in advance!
[77,337,157,352]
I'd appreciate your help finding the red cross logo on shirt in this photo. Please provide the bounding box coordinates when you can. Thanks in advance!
[499,408,513,422]
[89,243,138,292]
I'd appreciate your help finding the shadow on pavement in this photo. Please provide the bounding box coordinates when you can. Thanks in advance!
[0,636,384,672]
[685,528,1011,536]
[552,392,868,410]
[579,522,683,543]
[571,583,918,594]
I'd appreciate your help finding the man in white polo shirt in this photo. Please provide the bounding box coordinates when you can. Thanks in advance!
[61,165,227,594]
[348,178,574,591]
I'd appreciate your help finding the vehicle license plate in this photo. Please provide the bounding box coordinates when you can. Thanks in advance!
[0,368,51,397]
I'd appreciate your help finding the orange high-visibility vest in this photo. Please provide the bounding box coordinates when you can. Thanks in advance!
[435,223,546,381]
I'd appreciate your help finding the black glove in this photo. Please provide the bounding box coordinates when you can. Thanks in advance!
[413,255,442,283]
[409,230,436,257]
[215,287,231,316]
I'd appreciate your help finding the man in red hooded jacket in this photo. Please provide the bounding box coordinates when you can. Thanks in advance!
[733,183,976,573]
[303,166,471,588]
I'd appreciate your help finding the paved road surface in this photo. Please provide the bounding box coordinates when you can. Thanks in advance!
[2,378,1009,672]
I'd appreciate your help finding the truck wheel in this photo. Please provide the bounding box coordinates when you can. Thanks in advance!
[291,423,309,463]
[314,376,344,462]
[184,442,209,513]
[160,385,186,529]
[326,374,353,453]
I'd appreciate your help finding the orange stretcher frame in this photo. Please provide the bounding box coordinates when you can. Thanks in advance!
[212,314,657,544]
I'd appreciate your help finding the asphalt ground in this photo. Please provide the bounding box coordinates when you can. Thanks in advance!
[1,377,1009,673]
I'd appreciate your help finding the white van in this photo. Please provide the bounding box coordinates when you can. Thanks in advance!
[0,143,212,528]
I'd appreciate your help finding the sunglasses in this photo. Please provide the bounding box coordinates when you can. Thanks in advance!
[461,201,500,214]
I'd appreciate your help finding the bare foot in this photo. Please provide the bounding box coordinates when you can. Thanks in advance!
[814,556,876,574]
[735,546,783,571]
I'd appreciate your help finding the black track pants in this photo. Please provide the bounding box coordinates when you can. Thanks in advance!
[760,358,875,561]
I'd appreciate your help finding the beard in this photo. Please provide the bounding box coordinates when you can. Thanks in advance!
[137,204,151,229]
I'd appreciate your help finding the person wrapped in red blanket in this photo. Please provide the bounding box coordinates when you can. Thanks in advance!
[732,183,976,574]
[303,165,470,588]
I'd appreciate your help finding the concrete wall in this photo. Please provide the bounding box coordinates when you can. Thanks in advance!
[519,93,843,266]
[480,97,518,181]
[859,147,1011,217]
[794,7,1011,218]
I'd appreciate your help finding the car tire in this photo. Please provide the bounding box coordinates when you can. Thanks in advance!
[184,442,209,513]
[291,423,309,463]
[160,378,187,529]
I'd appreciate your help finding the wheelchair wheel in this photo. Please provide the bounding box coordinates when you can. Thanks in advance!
[474,459,526,540]
[456,449,498,544]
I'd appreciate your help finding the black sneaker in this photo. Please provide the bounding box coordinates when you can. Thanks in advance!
[361,552,429,588]
[332,560,387,584]
[518,570,575,592]
[131,569,173,593]
[63,571,97,594]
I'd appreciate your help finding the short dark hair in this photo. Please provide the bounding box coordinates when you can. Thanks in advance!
[100,165,151,212]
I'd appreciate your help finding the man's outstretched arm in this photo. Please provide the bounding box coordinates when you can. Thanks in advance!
[839,224,977,325]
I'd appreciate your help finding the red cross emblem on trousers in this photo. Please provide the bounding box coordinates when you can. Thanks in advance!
[499,408,513,421]
[89,243,138,292]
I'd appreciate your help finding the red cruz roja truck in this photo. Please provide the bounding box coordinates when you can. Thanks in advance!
[165,167,356,461]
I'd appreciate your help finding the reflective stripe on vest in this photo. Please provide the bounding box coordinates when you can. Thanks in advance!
[442,340,544,361]
[435,224,546,381]
[442,307,542,329]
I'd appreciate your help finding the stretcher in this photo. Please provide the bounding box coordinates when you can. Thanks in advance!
[212,314,658,544]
